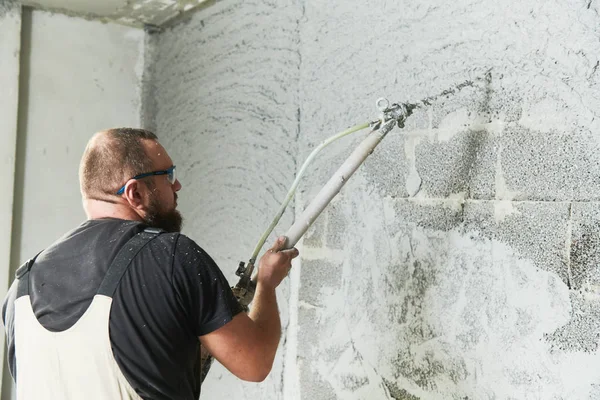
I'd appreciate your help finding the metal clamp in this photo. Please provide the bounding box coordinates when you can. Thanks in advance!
[371,98,414,130]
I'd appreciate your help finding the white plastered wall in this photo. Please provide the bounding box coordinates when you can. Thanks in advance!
[0,1,21,395]
[1,8,144,399]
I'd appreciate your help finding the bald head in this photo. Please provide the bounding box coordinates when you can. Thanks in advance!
[79,128,158,200]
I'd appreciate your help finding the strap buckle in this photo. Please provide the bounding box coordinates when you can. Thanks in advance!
[15,259,34,279]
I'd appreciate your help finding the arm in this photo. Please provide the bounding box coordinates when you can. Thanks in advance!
[199,236,298,382]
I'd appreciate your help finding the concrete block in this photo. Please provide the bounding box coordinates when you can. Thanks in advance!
[360,132,411,199]
[499,126,600,201]
[463,201,570,286]
[545,291,600,353]
[570,202,600,292]
[407,79,506,200]
[299,259,343,307]
[384,198,465,233]
[414,130,498,199]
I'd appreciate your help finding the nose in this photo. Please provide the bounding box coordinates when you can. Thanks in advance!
[173,179,182,192]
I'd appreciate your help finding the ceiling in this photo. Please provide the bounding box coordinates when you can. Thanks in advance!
[21,0,211,27]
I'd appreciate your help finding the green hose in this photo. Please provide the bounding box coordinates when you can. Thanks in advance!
[249,121,372,263]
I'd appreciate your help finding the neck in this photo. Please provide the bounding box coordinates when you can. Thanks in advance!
[83,198,143,222]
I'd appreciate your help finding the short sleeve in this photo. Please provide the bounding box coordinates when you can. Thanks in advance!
[171,235,244,336]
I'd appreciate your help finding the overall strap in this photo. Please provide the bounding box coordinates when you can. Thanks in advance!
[97,228,163,297]
[16,252,43,297]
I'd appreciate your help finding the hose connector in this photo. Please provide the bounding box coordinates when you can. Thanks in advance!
[372,98,415,129]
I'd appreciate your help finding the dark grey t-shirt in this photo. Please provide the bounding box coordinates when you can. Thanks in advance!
[2,218,243,400]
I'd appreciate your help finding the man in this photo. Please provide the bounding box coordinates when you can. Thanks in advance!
[2,128,298,399]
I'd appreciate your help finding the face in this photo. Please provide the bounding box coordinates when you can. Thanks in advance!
[140,140,183,233]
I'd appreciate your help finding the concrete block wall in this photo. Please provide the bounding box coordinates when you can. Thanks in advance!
[295,0,600,398]
[294,0,600,398]
[147,0,600,398]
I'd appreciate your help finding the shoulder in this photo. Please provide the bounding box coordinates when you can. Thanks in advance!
[142,231,182,260]
[143,232,220,277]
[147,232,201,254]
[169,234,218,271]
[172,234,201,253]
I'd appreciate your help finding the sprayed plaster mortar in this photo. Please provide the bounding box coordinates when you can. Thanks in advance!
[300,176,600,399]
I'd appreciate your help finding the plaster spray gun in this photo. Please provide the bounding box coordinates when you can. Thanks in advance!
[200,75,488,382]
[232,73,486,300]
[231,98,414,306]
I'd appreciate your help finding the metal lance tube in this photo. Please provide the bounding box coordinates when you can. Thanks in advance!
[283,117,397,249]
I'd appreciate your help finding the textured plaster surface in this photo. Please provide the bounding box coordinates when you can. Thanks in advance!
[295,0,600,397]
[0,0,21,391]
[145,0,300,397]
[146,0,600,398]
[21,0,210,27]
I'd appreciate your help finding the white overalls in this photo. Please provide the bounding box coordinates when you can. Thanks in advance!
[13,229,161,400]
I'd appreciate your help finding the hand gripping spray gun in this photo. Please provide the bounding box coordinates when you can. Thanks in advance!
[199,98,413,382]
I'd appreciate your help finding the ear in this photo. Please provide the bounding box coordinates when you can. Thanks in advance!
[122,180,148,210]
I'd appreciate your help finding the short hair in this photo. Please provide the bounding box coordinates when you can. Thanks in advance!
[79,128,158,199]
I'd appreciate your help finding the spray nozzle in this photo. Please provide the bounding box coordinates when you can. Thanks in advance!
[372,98,415,130]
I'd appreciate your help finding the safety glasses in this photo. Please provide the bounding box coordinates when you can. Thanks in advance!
[116,165,176,195]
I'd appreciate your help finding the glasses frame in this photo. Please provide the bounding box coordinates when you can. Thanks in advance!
[116,165,176,195]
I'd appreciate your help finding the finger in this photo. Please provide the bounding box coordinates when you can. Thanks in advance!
[280,247,299,259]
[270,236,287,253]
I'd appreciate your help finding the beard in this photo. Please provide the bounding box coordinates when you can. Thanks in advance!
[144,194,183,233]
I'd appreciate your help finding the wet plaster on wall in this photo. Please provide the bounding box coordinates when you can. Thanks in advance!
[144,0,301,398]
[299,176,600,399]
[296,0,600,398]
[0,0,21,389]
